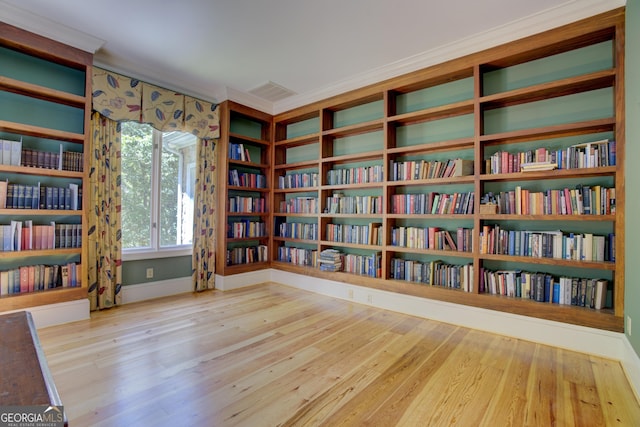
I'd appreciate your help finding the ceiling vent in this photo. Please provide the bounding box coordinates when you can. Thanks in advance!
[248,81,297,102]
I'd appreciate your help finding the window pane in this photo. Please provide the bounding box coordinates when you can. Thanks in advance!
[121,122,153,249]
[160,132,197,247]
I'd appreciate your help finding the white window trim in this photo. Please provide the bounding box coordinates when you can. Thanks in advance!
[123,247,192,261]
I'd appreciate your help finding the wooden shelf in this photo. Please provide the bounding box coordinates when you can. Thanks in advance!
[386,176,474,187]
[480,69,616,109]
[387,137,475,155]
[0,75,86,108]
[0,165,84,178]
[0,248,81,259]
[479,118,615,146]
[0,120,85,144]
[387,99,475,125]
[0,209,82,216]
[480,214,615,221]
[227,186,270,193]
[479,166,616,182]
[0,287,87,312]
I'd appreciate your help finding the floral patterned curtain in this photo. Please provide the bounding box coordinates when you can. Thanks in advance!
[88,112,123,310]
[192,138,217,291]
[91,67,220,299]
[141,82,184,131]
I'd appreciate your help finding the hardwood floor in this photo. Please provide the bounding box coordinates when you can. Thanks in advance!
[37,282,640,426]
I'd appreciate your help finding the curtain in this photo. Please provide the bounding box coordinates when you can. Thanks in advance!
[192,138,218,291]
[91,67,221,299]
[88,112,123,310]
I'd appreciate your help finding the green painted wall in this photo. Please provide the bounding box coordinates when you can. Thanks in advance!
[122,256,192,285]
[625,1,640,352]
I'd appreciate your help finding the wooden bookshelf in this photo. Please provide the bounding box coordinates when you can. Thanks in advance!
[269,8,625,332]
[216,101,273,275]
[0,23,90,311]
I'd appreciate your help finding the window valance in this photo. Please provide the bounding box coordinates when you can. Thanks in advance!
[92,67,220,139]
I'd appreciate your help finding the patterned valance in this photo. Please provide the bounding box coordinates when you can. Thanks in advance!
[92,67,219,139]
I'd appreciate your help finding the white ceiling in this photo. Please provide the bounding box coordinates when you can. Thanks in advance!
[0,0,624,114]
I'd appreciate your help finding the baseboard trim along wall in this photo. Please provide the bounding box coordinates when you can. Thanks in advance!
[121,277,193,305]
[20,298,90,329]
[215,270,271,291]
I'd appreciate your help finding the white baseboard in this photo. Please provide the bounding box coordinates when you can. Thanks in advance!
[270,269,640,398]
[17,299,90,329]
[215,269,270,291]
[121,277,193,304]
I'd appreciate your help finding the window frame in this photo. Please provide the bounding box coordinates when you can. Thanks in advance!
[121,126,195,261]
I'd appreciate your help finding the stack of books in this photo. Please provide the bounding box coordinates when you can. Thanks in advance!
[317,249,343,272]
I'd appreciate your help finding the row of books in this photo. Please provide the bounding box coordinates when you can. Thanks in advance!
[0,182,82,210]
[277,222,318,240]
[279,197,318,214]
[277,246,317,266]
[228,196,266,213]
[0,262,82,296]
[0,221,81,252]
[0,139,84,172]
[481,185,615,215]
[228,142,253,162]
[227,221,266,239]
[278,172,319,189]
[317,249,342,272]
[228,170,266,188]
[22,149,83,172]
[326,194,382,214]
[342,252,382,278]
[390,226,472,252]
[326,165,384,185]
[389,158,473,181]
[479,268,609,309]
[485,139,616,174]
[325,222,382,246]
[389,192,475,215]
[479,226,614,262]
[226,245,268,265]
[389,258,474,292]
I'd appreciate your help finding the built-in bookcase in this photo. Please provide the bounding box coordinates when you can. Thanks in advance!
[0,23,91,311]
[217,101,272,275]
[270,9,625,331]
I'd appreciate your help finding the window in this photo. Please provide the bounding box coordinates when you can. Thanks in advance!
[120,121,197,258]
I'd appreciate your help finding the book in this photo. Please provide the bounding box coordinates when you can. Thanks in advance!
[19,266,29,293]
[0,270,8,296]
[10,138,22,166]
[0,180,7,209]
[2,140,11,165]
[451,158,474,177]
[594,280,608,309]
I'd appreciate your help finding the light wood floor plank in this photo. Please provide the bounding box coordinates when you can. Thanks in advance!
[35,282,640,426]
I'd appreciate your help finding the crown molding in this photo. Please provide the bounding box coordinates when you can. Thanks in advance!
[273,0,625,114]
[225,87,275,115]
[0,0,105,53]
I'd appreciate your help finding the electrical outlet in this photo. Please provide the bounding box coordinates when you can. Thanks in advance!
[146,268,154,279]
[628,316,632,336]
[348,289,354,299]
[367,294,373,304]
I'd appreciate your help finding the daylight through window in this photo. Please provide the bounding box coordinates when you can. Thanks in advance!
[121,122,196,255]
